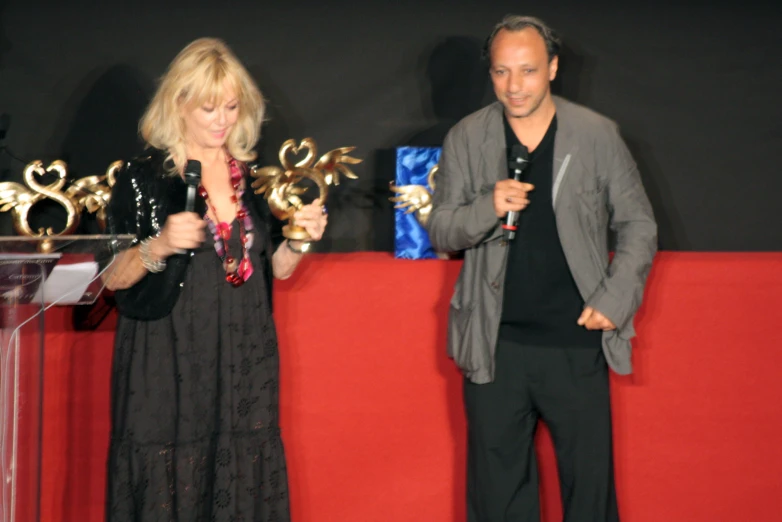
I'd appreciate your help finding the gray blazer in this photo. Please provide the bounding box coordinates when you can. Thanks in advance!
[426,96,657,384]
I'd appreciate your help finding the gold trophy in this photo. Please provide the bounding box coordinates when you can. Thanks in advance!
[250,138,361,240]
[0,140,361,248]
[389,163,438,226]
[0,159,121,252]
[389,163,457,260]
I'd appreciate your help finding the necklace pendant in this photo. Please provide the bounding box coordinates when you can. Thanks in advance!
[225,272,244,288]
[224,256,238,273]
[226,272,243,287]
[239,257,253,279]
[217,222,231,240]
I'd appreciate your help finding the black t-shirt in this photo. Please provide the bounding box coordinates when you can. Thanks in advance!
[499,113,602,349]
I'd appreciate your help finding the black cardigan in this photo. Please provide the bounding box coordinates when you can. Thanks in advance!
[106,149,283,320]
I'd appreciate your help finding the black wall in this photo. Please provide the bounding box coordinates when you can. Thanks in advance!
[1,0,780,251]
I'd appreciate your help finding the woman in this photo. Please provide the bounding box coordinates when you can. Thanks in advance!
[104,38,325,522]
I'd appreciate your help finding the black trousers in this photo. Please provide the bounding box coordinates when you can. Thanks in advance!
[464,340,619,522]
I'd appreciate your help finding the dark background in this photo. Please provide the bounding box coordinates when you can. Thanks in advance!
[1,0,780,251]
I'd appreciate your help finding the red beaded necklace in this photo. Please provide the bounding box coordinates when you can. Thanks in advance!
[197,157,254,287]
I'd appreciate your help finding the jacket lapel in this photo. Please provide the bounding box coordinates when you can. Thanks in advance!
[552,97,580,211]
[473,99,585,220]
[479,102,506,185]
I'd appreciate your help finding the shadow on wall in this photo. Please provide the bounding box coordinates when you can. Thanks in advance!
[36,64,154,329]
[246,64,338,250]
[0,0,10,72]
[247,65,307,171]
[407,35,490,147]
[622,136,687,250]
[13,64,155,236]
[552,40,683,250]
[0,0,18,235]
[550,39,594,106]
[372,36,491,252]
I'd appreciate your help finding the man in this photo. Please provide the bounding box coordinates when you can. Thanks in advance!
[425,15,657,522]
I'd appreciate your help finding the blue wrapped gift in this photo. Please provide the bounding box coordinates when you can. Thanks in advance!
[392,146,442,260]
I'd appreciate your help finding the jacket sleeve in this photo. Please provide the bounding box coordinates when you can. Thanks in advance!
[106,159,190,321]
[106,160,144,244]
[425,124,500,252]
[586,125,658,333]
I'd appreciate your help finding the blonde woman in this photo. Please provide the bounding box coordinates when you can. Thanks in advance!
[105,38,325,522]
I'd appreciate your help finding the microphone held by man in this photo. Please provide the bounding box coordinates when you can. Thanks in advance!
[501,143,529,242]
[494,144,533,242]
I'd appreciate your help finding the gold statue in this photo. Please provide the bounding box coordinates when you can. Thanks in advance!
[389,163,438,226]
[315,146,361,186]
[0,159,120,238]
[0,139,360,245]
[251,138,362,240]
[0,160,79,236]
[64,160,122,230]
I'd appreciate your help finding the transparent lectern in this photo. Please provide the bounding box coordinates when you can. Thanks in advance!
[0,234,134,522]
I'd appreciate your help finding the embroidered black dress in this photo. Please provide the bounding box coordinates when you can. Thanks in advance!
[105,154,290,522]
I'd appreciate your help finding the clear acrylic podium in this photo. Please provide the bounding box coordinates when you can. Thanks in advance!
[0,234,134,522]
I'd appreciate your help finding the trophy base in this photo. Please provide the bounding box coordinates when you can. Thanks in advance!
[38,239,55,254]
[283,224,311,241]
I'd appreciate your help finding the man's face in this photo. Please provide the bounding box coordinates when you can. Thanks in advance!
[489,28,558,119]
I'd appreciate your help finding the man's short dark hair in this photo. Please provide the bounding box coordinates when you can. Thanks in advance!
[483,15,561,63]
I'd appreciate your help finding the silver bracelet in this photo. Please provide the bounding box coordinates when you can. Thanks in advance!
[285,239,310,255]
[139,235,166,273]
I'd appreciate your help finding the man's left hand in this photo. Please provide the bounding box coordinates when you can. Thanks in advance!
[577,306,616,331]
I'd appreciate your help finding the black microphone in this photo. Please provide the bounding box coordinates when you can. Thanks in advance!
[183,159,202,213]
[502,144,529,243]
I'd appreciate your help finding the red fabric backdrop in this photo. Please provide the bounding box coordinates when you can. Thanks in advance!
[33,252,782,521]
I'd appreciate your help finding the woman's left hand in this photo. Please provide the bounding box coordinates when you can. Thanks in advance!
[293,198,328,241]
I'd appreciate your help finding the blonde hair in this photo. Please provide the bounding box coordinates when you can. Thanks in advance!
[139,37,265,175]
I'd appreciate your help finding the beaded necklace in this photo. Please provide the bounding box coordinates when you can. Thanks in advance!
[197,157,254,287]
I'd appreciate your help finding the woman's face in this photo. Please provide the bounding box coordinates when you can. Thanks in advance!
[182,83,239,151]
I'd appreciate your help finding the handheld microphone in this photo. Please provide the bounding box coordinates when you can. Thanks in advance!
[183,159,202,213]
[502,144,529,243]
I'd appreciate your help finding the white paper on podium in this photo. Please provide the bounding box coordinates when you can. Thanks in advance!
[0,253,62,303]
[34,262,99,305]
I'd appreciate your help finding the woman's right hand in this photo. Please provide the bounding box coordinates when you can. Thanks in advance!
[151,212,206,259]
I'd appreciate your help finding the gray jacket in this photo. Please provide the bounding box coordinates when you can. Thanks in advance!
[426,96,657,384]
